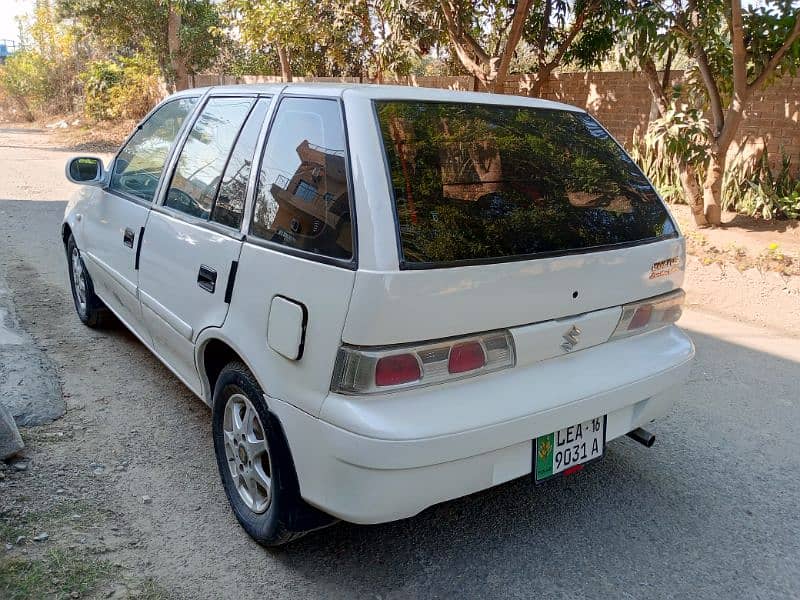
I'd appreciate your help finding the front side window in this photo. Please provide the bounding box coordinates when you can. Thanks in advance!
[165,97,256,220]
[110,97,197,203]
[375,101,676,266]
[251,97,353,261]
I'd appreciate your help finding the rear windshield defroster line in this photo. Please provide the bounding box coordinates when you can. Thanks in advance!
[374,100,677,268]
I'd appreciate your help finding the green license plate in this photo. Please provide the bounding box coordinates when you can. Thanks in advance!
[534,416,606,482]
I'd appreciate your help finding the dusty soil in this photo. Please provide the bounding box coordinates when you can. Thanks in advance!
[1,125,799,600]
[671,204,800,276]
[667,204,800,335]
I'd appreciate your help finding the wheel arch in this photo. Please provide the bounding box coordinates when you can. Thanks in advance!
[61,221,73,249]
[195,330,267,407]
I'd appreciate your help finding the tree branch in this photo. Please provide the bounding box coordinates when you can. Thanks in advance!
[492,8,516,57]
[749,10,800,90]
[494,0,533,88]
[544,0,598,71]
[536,0,553,67]
[661,47,674,93]
[688,34,725,136]
[439,1,490,63]
[730,0,748,97]
[641,56,669,116]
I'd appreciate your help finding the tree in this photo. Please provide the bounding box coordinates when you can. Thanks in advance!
[407,0,621,94]
[0,1,85,118]
[58,0,221,91]
[222,0,429,81]
[225,0,324,81]
[621,1,706,224]
[624,1,800,226]
[521,0,622,96]
[335,0,440,81]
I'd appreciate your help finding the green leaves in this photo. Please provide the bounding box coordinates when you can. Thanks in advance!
[58,0,222,78]
[645,104,712,168]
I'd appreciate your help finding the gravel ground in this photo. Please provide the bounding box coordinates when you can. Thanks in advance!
[1,125,799,599]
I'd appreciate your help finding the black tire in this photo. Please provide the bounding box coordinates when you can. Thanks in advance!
[66,234,110,328]
[211,361,337,547]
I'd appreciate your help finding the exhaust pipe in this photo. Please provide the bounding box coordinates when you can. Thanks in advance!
[627,427,656,448]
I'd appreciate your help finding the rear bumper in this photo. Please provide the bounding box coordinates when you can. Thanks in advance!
[270,325,694,524]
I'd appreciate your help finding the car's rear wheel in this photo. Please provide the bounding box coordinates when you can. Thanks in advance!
[66,234,109,328]
[211,361,336,546]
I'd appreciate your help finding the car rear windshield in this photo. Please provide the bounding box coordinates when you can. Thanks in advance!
[374,100,676,267]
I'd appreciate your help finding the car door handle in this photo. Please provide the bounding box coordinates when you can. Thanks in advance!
[123,227,135,248]
[197,265,217,293]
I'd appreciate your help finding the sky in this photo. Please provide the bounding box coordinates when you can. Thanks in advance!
[0,0,33,44]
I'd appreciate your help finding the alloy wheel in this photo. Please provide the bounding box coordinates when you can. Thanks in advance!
[222,393,272,514]
[71,246,87,314]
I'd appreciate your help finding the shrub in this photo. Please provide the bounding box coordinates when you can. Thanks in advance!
[0,50,53,120]
[723,150,800,220]
[80,60,124,120]
[80,54,163,122]
[630,104,711,206]
[632,105,800,221]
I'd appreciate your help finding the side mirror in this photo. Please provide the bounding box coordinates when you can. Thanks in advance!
[65,156,105,186]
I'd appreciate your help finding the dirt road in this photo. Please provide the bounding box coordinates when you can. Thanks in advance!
[1,126,800,599]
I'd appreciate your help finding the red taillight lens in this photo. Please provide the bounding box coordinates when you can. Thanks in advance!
[628,305,653,330]
[448,341,486,374]
[375,354,421,386]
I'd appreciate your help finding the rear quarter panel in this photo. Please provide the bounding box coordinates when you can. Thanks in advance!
[219,242,356,416]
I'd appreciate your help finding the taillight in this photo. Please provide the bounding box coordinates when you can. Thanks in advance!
[331,330,515,395]
[611,289,685,340]
[448,341,485,373]
[375,354,421,386]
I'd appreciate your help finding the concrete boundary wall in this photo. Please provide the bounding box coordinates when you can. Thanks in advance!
[192,71,800,169]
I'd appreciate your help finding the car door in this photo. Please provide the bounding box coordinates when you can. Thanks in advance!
[137,95,272,393]
[80,96,199,339]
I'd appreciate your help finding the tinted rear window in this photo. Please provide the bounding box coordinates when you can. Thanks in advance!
[375,101,676,266]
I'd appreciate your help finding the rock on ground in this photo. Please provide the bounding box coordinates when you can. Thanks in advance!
[0,402,23,459]
[0,283,64,426]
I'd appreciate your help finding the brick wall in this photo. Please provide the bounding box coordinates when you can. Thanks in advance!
[193,71,800,168]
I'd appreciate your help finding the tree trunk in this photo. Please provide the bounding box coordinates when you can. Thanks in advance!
[703,151,725,226]
[491,0,533,94]
[167,4,190,92]
[704,109,743,226]
[277,45,292,82]
[527,65,553,97]
[491,71,506,94]
[677,160,707,227]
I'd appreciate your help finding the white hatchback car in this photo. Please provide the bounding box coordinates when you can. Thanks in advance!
[62,84,694,546]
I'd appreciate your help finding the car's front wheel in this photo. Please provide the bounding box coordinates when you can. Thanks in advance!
[66,234,109,328]
[211,361,336,546]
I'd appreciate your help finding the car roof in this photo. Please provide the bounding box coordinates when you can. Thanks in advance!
[183,82,585,113]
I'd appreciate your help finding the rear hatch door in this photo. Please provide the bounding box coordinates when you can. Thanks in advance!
[343,98,683,350]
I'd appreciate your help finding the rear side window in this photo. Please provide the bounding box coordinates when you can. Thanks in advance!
[251,97,353,261]
[212,97,271,229]
[375,101,676,266]
[165,97,255,220]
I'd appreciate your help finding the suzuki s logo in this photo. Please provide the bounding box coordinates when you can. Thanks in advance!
[561,325,581,352]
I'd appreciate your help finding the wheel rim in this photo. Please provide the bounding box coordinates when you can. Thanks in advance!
[71,247,88,314]
[222,393,272,514]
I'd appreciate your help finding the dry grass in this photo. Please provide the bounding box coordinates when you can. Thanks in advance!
[48,116,135,153]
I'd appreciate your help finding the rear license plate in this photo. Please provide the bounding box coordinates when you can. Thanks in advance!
[534,416,606,482]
